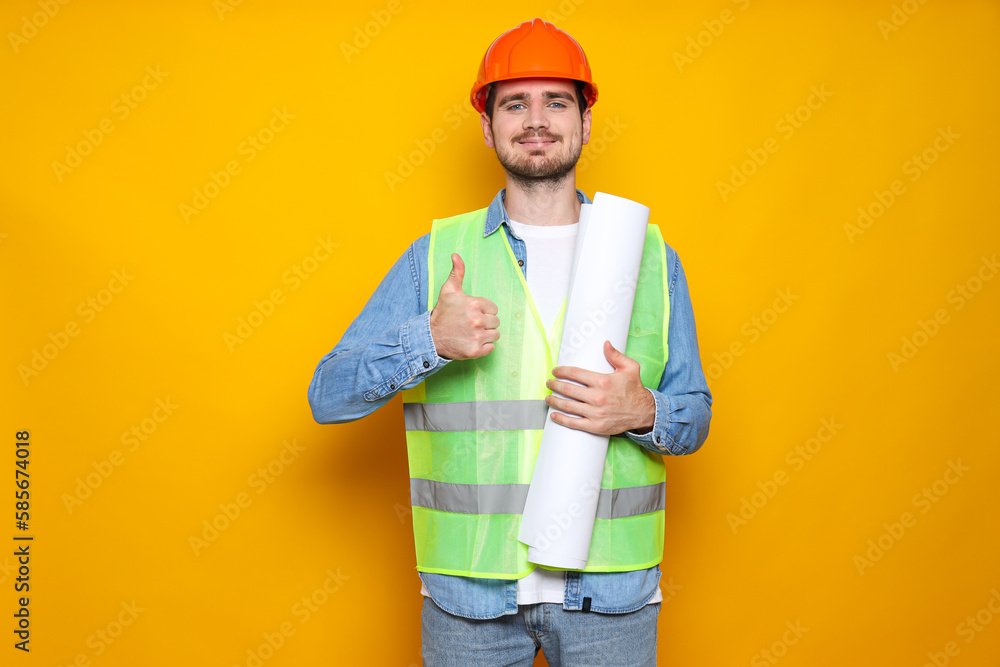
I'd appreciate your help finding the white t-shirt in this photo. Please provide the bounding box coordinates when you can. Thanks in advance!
[420,215,661,606]
[506,218,579,335]
[509,218,581,604]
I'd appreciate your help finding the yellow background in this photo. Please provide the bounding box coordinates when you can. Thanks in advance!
[3,0,999,665]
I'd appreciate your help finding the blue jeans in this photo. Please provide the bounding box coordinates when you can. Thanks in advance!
[421,597,659,666]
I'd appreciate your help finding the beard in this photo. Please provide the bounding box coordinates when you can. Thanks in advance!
[493,129,582,190]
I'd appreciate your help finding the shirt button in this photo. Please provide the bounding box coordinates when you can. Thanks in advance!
[655,436,661,443]
[423,360,430,368]
[518,260,524,266]
[514,312,522,319]
[390,384,396,390]
[511,371,519,378]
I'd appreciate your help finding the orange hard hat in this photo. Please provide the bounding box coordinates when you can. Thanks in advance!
[470,18,598,114]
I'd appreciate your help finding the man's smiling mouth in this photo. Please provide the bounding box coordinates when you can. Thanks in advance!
[517,139,556,147]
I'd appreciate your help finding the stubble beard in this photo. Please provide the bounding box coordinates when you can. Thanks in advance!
[493,129,582,192]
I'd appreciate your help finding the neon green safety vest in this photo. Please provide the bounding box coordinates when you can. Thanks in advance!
[401,207,670,579]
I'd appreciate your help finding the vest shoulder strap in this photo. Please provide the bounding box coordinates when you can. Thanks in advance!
[427,208,488,306]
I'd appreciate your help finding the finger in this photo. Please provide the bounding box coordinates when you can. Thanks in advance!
[545,393,590,418]
[604,340,636,370]
[550,410,590,431]
[546,378,588,402]
[442,253,466,294]
[479,297,498,315]
[481,314,500,330]
[551,364,601,387]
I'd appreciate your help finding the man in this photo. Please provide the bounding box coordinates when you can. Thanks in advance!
[308,18,711,666]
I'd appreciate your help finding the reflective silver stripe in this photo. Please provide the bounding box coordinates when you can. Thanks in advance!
[596,483,665,519]
[403,400,548,432]
[410,479,665,519]
[411,479,530,514]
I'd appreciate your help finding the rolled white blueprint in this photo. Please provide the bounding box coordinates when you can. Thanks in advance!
[517,192,651,569]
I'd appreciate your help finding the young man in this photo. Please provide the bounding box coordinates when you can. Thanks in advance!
[308,18,712,666]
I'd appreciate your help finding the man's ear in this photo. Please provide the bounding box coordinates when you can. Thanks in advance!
[481,112,495,148]
[582,106,592,145]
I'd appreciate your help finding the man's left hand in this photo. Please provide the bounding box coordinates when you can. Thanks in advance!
[544,340,655,436]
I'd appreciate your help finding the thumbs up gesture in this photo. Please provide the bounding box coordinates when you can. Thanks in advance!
[429,253,500,360]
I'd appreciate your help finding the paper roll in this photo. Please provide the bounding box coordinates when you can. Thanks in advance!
[517,192,651,569]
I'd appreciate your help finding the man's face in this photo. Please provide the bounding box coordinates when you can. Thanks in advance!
[481,78,592,189]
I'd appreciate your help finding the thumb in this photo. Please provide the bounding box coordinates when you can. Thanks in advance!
[604,340,629,370]
[442,253,466,294]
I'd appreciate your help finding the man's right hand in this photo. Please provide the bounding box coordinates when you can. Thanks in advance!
[429,253,500,360]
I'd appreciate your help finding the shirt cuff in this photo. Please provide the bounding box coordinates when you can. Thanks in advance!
[403,309,451,377]
[625,388,671,453]
[363,311,450,402]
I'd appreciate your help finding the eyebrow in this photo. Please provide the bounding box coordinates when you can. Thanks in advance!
[498,90,576,107]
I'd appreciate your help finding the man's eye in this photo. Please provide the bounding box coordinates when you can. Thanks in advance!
[507,103,525,111]
[550,102,566,108]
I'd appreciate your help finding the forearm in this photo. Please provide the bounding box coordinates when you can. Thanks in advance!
[308,309,449,423]
[307,236,449,424]
[625,387,712,455]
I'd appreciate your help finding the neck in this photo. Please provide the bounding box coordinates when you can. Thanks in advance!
[502,172,581,226]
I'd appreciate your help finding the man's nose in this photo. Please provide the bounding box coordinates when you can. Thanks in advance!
[523,102,549,130]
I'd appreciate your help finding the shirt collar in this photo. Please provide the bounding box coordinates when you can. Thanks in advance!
[483,188,592,237]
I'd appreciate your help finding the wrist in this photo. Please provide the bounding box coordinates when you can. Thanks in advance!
[631,388,656,433]
[422,308,450,362]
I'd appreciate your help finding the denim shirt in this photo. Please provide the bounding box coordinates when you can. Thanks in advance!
[308,188,712,619]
